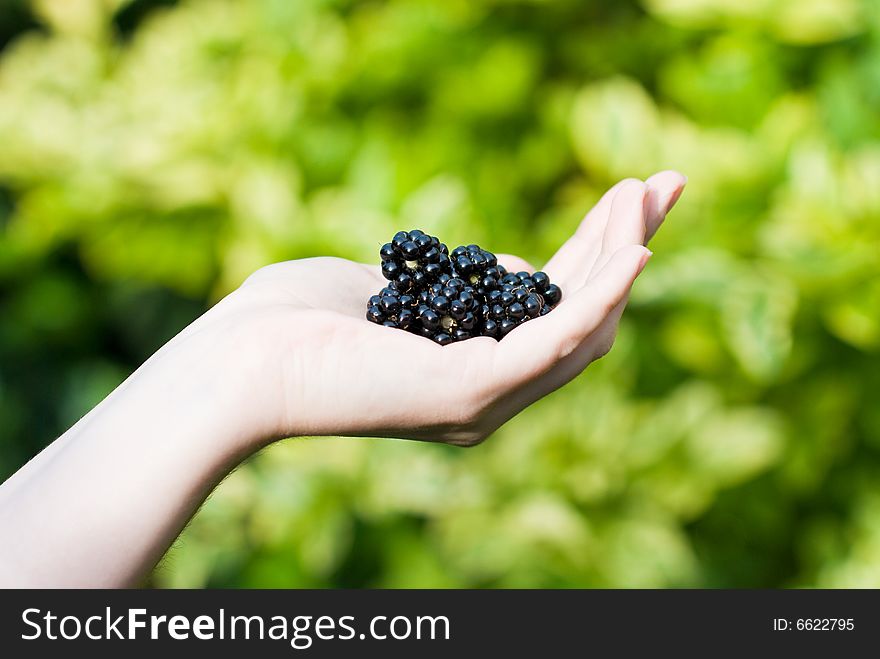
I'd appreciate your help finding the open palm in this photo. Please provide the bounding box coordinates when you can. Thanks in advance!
[185,173,685,447]
[0,172,686,589]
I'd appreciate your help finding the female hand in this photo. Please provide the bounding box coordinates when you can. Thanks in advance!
[0,171,685,587]
[194,171,687,449]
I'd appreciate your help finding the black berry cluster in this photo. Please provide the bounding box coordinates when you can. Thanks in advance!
[366,230,562,344]
[379,229,450,293]
[481,270,561,339]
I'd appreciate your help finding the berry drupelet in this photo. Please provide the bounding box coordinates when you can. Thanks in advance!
[380,229,451,293]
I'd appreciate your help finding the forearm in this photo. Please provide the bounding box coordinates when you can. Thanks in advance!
[0,173,683,588]
[0,320,270,588]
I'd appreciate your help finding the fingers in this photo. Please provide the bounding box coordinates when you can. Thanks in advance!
[585,180,649,283]
[644,170,687,242]
[542,178,634,290]
[497,244,651,385]
[495,253,537,274]
[542,172,686,292]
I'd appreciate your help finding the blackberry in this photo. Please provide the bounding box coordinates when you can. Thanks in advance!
[415,276,480,343]
[380,229,451,292]
[483,270,562,338]
[450,244,504,296]
[367,233,563,345]
[365,286,417,330]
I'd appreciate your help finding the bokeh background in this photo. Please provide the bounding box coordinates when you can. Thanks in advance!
[1,0,879,588]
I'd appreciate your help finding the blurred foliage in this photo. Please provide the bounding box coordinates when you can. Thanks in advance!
[1,0,879,588]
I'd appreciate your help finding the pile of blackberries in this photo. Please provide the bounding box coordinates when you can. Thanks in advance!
[366,229,561,345]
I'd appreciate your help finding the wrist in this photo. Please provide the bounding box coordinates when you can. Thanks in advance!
[157,320,284,459]
[160,295,316,452]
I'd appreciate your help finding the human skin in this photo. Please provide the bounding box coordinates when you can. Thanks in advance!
[0,172,686,587]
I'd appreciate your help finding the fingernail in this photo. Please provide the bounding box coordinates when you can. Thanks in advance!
[638,249,653,274]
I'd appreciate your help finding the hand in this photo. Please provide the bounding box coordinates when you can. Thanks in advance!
[0,171,685,587]
[190,171,687,449]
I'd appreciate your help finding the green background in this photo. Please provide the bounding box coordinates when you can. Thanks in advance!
[1,0,879,588]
